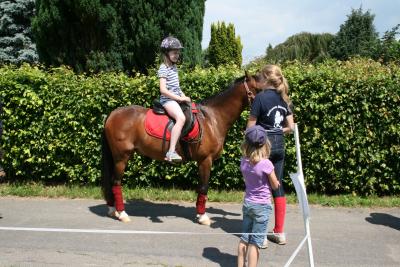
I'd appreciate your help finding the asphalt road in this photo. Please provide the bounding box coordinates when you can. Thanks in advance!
[0,197,399,267]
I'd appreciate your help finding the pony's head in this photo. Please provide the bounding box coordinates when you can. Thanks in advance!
[200,72,263,108]
[243,71,263,104]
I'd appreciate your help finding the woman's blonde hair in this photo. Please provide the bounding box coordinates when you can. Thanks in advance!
[241,139,271,165]
[260,64,291,105]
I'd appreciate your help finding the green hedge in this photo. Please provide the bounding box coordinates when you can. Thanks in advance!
[0,59,399,195]
[0,64,245,189]
[285,59,400,195]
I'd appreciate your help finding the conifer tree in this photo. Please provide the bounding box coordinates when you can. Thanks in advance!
[329,7,379,60]
[376,24,400,63]
[208,22,242,67]
[32,0,205,73]
[32,0,120,73]
[161,0,205,66]
[0,0,38,64]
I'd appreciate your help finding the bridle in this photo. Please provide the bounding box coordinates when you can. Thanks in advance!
[243,78,255,106]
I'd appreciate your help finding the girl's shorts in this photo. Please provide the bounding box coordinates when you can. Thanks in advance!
[240,200,272,248]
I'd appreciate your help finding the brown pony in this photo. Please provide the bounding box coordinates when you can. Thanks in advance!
[101,72,261,224]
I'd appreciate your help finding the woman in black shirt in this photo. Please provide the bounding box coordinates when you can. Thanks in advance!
[247,65,294,245]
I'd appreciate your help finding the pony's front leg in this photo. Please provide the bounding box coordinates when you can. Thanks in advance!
[196,157,212,226]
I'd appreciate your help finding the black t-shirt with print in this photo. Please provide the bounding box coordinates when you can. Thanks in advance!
[250,89,292,134]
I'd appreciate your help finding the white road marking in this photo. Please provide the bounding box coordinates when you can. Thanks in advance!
[0,226,273,235]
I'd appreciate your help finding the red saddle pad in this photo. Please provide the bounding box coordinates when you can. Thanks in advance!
[144,109,200,141]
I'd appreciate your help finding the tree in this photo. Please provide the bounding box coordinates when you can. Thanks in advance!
[32,0,205,73]
[117,0,205,72]
[264,32,334,63]
[329,7,379,60]
[376,24,400,63]
[0,0,38,65]
[32,0,121,73]
[161,0,205,67]
[207,22,242,67]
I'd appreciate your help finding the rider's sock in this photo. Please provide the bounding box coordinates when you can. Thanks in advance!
[273,196,286,233]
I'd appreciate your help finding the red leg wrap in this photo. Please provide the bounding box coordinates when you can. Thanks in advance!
[273,196,286,233]
[196,193,207,214]
[112,185,125,212]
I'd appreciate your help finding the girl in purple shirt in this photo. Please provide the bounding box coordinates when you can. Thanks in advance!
[237,125,280,267]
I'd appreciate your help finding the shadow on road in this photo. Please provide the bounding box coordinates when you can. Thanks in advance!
[365,213,400,231]
[202,247,237,267]
[209,215,242,237]
[89,199,197,223]
[89,199,241,232]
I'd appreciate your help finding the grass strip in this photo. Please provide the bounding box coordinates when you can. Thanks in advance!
[1,183,399,207]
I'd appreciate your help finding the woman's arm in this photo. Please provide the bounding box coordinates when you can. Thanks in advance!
[268,170,280,190]
[283,114,294,134]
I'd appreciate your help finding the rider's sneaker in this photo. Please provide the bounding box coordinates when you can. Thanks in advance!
[165,151,182,162]
[267,231,287,245]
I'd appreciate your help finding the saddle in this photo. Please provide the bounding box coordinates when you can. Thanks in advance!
[144,100,201,144]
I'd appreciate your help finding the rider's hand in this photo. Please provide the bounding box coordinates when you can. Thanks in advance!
[181,96,191,102]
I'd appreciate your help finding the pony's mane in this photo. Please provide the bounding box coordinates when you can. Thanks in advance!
[200,76,246,105]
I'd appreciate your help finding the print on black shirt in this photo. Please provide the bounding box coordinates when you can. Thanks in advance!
[250,89,292,134]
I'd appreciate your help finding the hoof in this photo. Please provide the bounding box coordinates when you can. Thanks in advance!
[197,213,211,226]
[119,216,131,223]
[118,211,131,223]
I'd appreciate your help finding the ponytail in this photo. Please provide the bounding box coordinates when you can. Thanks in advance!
[260,65,291,106]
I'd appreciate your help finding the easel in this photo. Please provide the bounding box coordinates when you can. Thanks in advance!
[284,123,315,267]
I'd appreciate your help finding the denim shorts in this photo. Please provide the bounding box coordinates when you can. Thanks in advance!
[240,200,272,248]
[159,97,174,106]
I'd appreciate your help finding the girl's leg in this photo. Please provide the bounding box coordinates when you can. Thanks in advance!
[237,240,248,267]
[163,100,186,153]
[247,244,259,267]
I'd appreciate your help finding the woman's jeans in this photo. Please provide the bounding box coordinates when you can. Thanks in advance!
[268,133,285,197]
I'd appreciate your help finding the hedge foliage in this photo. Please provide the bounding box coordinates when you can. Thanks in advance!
[285,59,400,195]
[0,58,399,195]
[0,64,244,189]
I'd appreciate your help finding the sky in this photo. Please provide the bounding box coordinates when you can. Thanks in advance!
[202,0,400,63]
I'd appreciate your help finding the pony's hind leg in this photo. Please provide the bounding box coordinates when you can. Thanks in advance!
[109,158,131,223]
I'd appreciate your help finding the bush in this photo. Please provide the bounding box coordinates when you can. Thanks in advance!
[285,58,400,195]
[0,64,243,189]
[0,59,399,195]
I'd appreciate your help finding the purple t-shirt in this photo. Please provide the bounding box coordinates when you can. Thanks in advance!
[240,158,275,204]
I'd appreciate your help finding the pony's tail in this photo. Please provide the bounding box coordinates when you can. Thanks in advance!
[101,129,114,206]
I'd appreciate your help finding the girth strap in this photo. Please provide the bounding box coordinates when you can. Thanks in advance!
[162,119,175,154]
